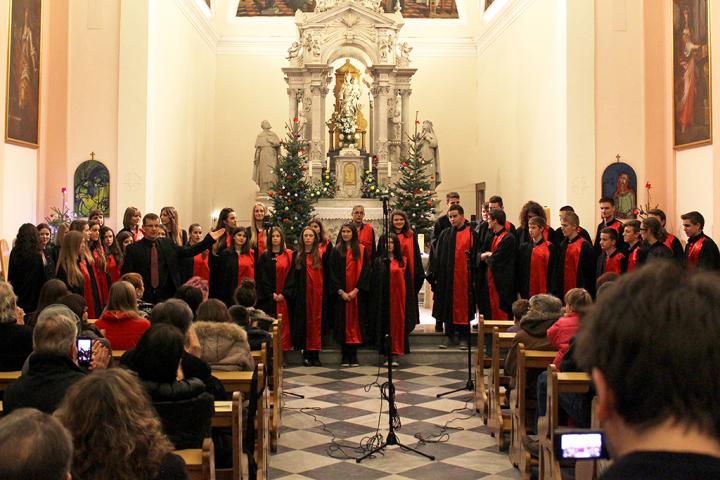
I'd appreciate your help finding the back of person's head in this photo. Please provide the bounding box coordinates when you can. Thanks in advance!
[55,368,174,480]
[642,216,666,242]
[183,276,209,301]
[0,408,73,480]
[596,271,619,289]
[0,281,18,325]
[488,208,506,225]
[528,294,563,316]
[577,262,720,442]
[228,305,250,326]
[564,288,592,313]
[34,279,69,315]
[150,299,193,334]
[196,299,231,323]
[511,299,530,321]
[234,278,258,307]
[133,324,184,383]
[106,281,139,313]
[34,306,78,356]
[58,294,88,321]
[174,285,203,313]
[120,272,143,291]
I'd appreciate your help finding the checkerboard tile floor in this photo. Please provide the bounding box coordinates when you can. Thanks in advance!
[271,361,520,479]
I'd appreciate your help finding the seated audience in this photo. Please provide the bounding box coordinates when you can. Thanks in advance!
[8,223,47,313]
[174,284,204,316]
[576,261,720,478]
[234,278,273,323]
[508,298,530,333]
[4,305,109,413]
[26,279,68,327]
[120,272,154,317]
[127,324,214,449]
[55,368,189,480]
[57,293,111,349]
[184,276,210,302]
[546,288,591,368]
[0,282,33,371]
[194,299,254,371]
[96,281,151,349]
[0,409,73,480]
[229,304,272,352]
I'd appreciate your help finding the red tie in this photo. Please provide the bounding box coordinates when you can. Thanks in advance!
[150,242,159,289]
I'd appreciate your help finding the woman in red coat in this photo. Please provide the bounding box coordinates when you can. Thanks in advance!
[546,288,592,369]
[96,281,151,350]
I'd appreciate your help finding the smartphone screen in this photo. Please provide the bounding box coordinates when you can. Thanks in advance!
[77,338,93,368]
[554,431,608,460]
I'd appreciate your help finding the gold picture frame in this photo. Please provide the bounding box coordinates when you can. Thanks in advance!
[5,0,42,149]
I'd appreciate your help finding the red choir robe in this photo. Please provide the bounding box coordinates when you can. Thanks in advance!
[663,232,684,259]
[377,231,424,324]
[357,223,376,258]
[480,229,517,320]
[78,259,102,319]
[517,239,557,299]
[594,218,626,255]
[91,249,109,308]
[256,249,294,351]
[685,232,720,271]
[557,235,596,298]
[369,256,416,356]
[284,252,325,351]
[626,242,640,272]
[596,249,627,278]
[329,245,370,346]
[193,252,211,281]
[218,248,255,306]
[106,253,121,284]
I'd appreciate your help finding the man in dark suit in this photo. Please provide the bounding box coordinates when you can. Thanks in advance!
[122,213,225,304]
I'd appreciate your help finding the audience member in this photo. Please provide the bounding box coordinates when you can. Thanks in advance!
[57,293,111,350]
[8,223,47,313]
[120,272,154,317]
[96,281,151,350]
[194,299,254,371]
[546,288,591,368]
[508,298,530,333]
[26,279,68,327]
[174,284,204,315]
[0,282,33,371]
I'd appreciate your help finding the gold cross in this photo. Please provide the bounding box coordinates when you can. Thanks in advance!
[90,151,96,161]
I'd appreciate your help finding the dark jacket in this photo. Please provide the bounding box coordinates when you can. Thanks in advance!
[8,249,47,313]
[143,377,215,450]
[4,353,86,414]
[0,322,33,371]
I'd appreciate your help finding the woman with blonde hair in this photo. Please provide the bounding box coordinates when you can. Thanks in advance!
[55,368,188,480]
[96,281,151,350]
[161,206,187,247]
[118,206,144,242]
[249,202,268,261]
[56,231,102,319]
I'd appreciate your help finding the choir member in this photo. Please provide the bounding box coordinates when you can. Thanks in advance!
[88,220,110,308]
[209,207,238,298]
[160,206,188,246]
[8,224,47,313]
[623,220,642,272]
[488,195,517,237]
[647,209,684,259]
[377,210,424,326]
[100,226,123,283]
[116,230,134,257]
[478,208,517,320]
[329,224,371,367]
[118,206,144,242]
[256,227,294,352]
[516,216,557,299]
[637,217,672,265]
[56,231,102,318]
[553,206,592,245]
[556,211,596,298]
[184,224,210,282]
[475,201,492,252]
[352,204,376,257]
[37,223,57,279]
[284,227,326,366]
[428,204,479,348]
[249,203,269,261]
[594,197,626,255]
[681,211,720,271]
[308,217,332,255]
[596,227,627,278]
[432,192,460,245]
[217,226,255,307]
[88,208,105,226]
[516,200,551,247]
[369,233,416,363]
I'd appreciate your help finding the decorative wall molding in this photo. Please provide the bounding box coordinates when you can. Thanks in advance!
[475,0,536,55]
[175,0,220,49]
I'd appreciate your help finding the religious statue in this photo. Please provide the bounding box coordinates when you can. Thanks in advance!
[397,42,412,67]
[286,41,302,62]
[253,120,281,193]
[420,120,440,187]
[379,33,395,61]
[339,73,361,118]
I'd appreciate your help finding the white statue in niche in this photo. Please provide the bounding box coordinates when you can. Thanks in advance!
[253,120,282,192]
[286,41,302,62]
[420,120,440,187]
[398,42,412,67]
[340,73,361,117]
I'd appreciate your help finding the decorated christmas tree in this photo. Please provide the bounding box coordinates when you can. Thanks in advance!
[310,168,337,199]
[268,119,316,246]
[392,130,438,237]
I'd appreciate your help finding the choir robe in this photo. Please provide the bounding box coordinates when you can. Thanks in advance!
[664,233,685,260]
[192,252,211,281]
[427,224,479,331]
[356,223,376,258]
[217,248,255,307]
[106,253,122,284]
[328,245,371,346]
[377,231,425,323]
[685,232,720,271]
[91,248,110,308]
[208,233,233,299]
[553,226,592,247]
[516,239,557,299]
[368,256,416,356]
[478,229,517,320]
[557,235,597,298]
[594,218,627,255]
[626,242,641,272]
[118,227,144,243]
[638,241,673,266]
[251,230,267,263]
[515,225,552,250]
[596,250,627,278]
[283,252,327,351]
[432,215,451,243]
[256,249,294,351]
[57,259,102,319]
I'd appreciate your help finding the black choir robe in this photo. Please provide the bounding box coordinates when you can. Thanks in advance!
[432,215,451,244]
[328,246,371,345]
[594,218,627,255]
[515,225,554,250]
[554,226,592,246]
[516,239,557,299]
[282,251,328,351]
[427,223,479,330]
[475,221,492,253]
[556,235,597,298]
[256,249,291,316]
[684,232,720,271]
[8,250,48,313]
[216,249,255,307]
[638,241,673,266]
[57,259,102,318]
[596,250,627,278]
[477,229,517,320]
[368,256,416,354]
[663,233,685,261]
[377,231,425,323]
[208,233,232,299]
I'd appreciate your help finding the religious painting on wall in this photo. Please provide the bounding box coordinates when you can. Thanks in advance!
[673,0,712,149]
[74,160,110,217]
[5,0,41,148]
[602,162,637,220]
[236,0,458,18]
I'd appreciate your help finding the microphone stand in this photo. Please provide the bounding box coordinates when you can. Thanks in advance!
[356,196,434,463]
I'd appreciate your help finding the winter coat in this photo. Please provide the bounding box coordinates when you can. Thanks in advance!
[546,312,580,369]
[96,310,151,350]
[193,321,254,372]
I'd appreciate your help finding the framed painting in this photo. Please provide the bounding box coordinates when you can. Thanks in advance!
[602,162,637,220]
[74,160,110,217]
[673,0,712,149]
[5,0,41,148]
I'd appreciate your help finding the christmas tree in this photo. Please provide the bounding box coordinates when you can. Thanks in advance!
[310,168,337,199]
[392,131,438,237]
[268,119,316,246]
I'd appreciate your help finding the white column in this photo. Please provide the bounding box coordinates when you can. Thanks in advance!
[401,88,411,152]
[287,88,297,120]
[310,84,324,176]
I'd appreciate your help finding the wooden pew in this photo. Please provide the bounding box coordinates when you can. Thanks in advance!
[538,365,592,480]
[474,319,515,421]
[488,329,516,450]
[0,371,20,392]
[269,321,282,452]
[176,437,216,480]
[509,345,557,479]
[213,392,247,480]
